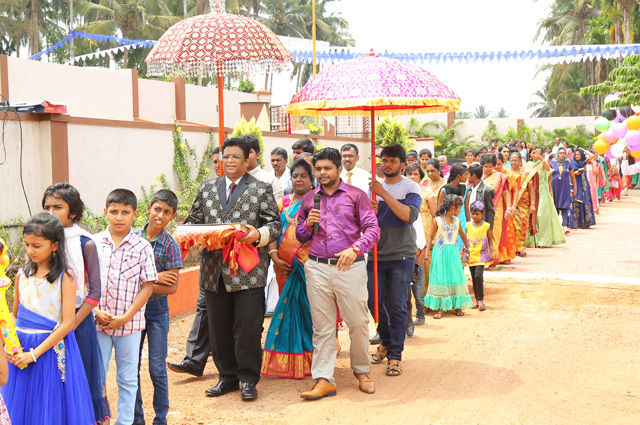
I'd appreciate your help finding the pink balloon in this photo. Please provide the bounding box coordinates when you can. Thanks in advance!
[603,129,617,143]
[612,122,628,139]
[605,149,615,160]
[626,129,640,150]
[613,111,624,123]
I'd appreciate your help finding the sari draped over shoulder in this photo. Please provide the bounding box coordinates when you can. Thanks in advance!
[482,172,509,265]
[508,166,537,253]
[501,170,520,261]
[421,180,443,294]
[274,195,310,293]
[261,195,313,379]
[525,160,565,247]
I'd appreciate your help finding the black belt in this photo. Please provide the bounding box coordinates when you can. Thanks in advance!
[308,254,365,266]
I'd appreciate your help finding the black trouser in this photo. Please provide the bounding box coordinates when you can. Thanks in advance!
[205,282,265,385]
[469,265,484,301]
[183,286,217,374]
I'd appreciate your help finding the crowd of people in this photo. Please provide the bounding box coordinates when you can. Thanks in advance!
[1,131,633,424]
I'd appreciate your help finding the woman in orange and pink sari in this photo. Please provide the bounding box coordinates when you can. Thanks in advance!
[480,153,513,268]
[262,159,314,379]
[506,151,537,257]
[496,153,518,263]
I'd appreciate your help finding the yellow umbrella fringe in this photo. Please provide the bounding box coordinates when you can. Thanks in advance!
[285,97,460,117]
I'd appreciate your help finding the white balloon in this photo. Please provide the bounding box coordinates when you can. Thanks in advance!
[632,104,640,114]
[611,139,626,157]
[604,94,619,105]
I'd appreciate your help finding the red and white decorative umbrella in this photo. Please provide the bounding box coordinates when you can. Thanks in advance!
[146,1,292,173]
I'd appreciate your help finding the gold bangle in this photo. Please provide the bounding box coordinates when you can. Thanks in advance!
[268,249,279,256]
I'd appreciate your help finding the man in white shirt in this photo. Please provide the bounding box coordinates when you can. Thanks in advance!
[241,134,284,201]
[551,137,562,155]
[270,147,291,192]
[340,143,371,197]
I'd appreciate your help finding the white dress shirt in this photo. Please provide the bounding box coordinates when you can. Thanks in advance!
[249,166,284,201]
[272,167,292,192]
[340,166,372,197]
[225,176,242,200]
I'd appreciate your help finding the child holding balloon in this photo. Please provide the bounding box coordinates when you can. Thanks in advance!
[2,213,95,425]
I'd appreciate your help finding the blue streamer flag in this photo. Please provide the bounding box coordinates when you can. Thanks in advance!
[28,31,157,61]
[29,31,640,65]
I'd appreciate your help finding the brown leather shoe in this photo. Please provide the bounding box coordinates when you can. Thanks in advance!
[300,378,337,400]
[354,372,375,394]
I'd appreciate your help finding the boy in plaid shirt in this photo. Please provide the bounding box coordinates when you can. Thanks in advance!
[95,189,157,425]
[133,190,183,425]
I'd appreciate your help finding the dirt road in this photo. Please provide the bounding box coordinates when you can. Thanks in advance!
[128,196,640,425]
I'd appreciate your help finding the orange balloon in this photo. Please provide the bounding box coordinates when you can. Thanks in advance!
[627,115,640,131]
[631,150,640,158]
[593,139,610,155]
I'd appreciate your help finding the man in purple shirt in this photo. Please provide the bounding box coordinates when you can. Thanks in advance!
[296,147,380,400]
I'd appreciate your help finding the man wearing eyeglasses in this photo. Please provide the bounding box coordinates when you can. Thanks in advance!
[340,143,371,197]
[183,137,281,402]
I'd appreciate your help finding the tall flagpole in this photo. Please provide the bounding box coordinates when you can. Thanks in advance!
[312,0,317,75]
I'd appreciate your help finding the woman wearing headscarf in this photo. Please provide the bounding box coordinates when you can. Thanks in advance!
[585,150,601,214]
[569,148,596,229]
[549,147,576,235]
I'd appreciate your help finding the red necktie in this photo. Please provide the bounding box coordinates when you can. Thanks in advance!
[227,182,237,203]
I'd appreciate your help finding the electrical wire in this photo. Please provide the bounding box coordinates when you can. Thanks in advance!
[0,93,32,216]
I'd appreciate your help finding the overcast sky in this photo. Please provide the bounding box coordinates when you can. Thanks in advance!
[269,0,556,118]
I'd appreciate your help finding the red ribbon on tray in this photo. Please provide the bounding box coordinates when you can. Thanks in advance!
[173,225,260,276]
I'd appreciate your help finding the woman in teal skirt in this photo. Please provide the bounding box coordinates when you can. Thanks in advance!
[424,194,473,319]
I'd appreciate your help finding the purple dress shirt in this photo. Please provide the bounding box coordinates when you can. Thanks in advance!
[296,180,380,258]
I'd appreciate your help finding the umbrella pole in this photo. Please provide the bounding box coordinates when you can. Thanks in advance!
[217,66,225,176]
[370,108,379,325]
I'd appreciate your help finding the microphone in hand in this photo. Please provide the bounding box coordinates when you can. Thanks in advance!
[313,193,321,234]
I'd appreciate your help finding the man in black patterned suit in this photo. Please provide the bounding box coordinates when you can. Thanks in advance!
[185,137,281,401]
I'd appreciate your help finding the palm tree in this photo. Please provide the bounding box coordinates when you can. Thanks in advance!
[77,0,179,68]
[0,0,30,55]
[406,117,434,138]
[493,107,509,118]
[528,85,557,118]
[260,0,309,38]
[423,121,476,158]
[473,105,491,119]
[534,0,600,46]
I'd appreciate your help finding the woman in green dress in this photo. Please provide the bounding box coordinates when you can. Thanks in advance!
[525,145,566,248]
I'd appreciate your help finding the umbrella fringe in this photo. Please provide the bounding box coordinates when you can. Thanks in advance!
[146,59,290,77]
[285,97,461,117]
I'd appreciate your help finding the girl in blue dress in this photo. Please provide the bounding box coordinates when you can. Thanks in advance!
[42,183,110,424]
[3,213,95,425]
[424,194,473,319]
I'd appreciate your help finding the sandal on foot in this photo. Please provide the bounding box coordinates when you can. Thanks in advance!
[516,251,527,258]
[471,302,479,309]
[386,360,402,376]
[370,345,386,364]
[433,311,442,319]
[455,309,464,316]
[479,302,486,312]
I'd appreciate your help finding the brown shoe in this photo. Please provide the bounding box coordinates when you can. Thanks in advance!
[300,378,337,400]
[354,372,375,394]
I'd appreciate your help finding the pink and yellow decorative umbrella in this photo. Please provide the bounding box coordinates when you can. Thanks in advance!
[146,3,292,174]
[286,51,460,323]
